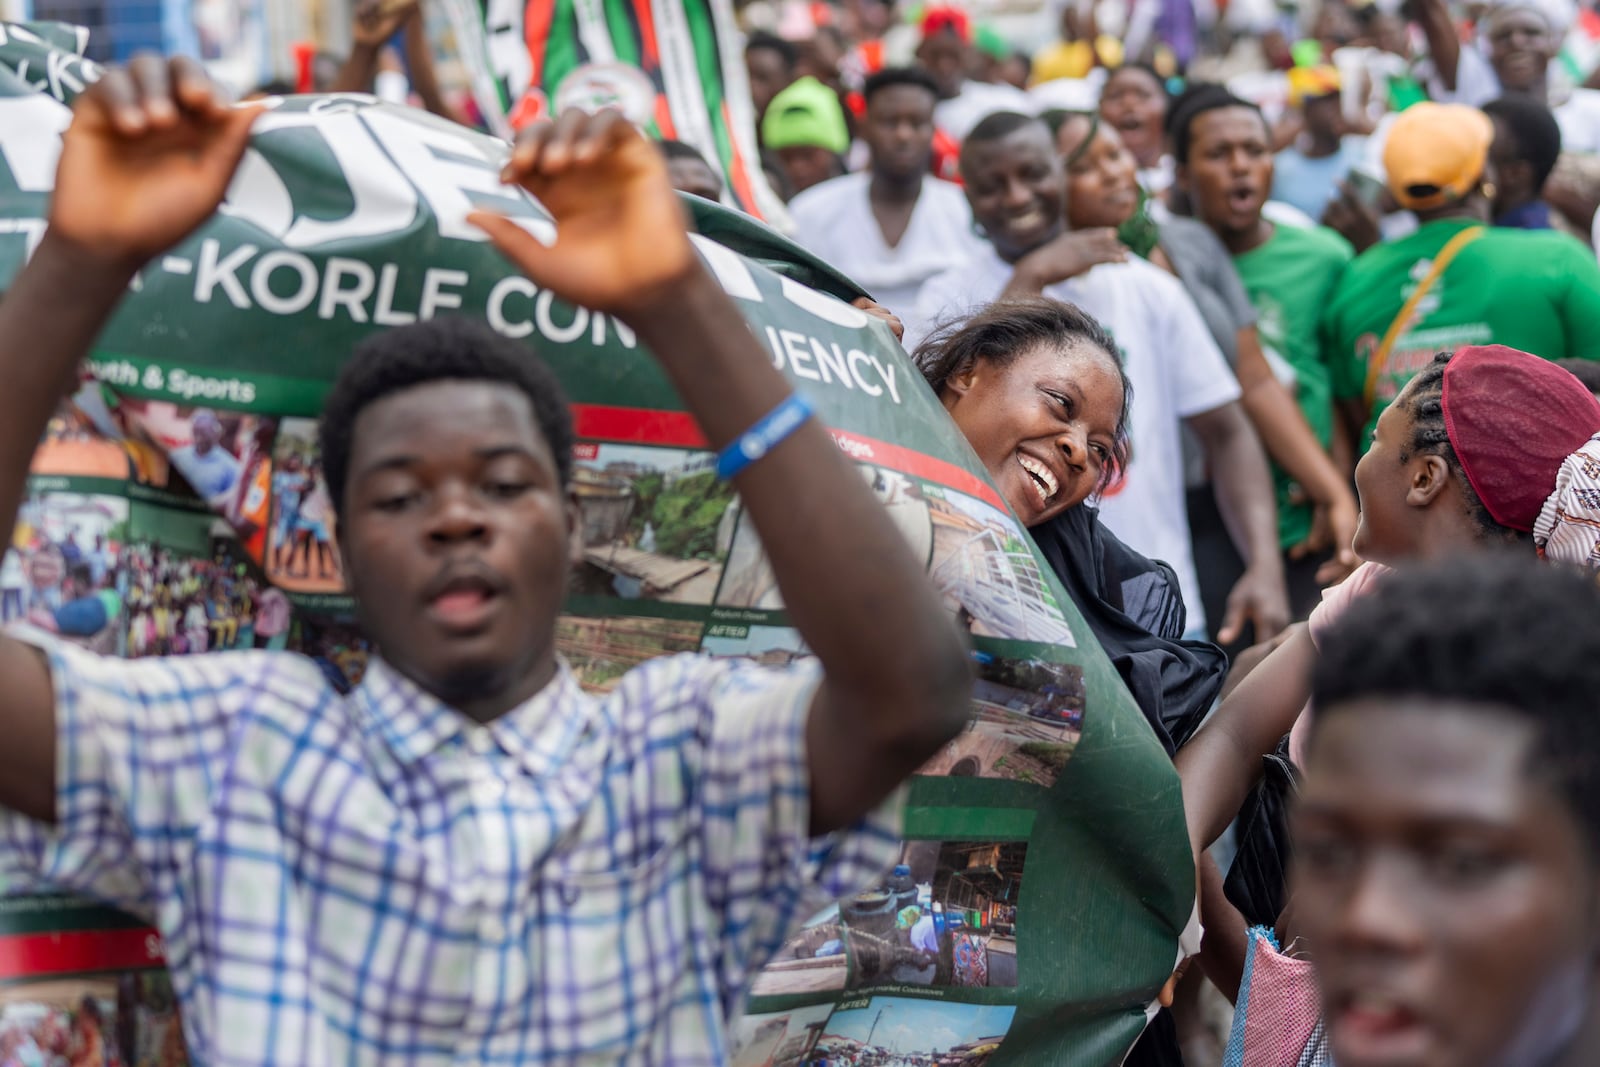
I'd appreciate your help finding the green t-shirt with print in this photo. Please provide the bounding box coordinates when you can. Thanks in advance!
[1234,223,1353,549]
[1324,218,1600,448]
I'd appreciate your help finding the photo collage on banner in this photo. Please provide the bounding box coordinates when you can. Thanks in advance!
[0,897,189,1067]
[7,384,369,692]
[560,426,1082,1061]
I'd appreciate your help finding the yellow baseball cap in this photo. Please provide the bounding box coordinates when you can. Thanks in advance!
[1287,65,1341,107]
[1382,102,1495,211]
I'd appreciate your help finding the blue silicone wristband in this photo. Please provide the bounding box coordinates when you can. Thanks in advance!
[716,393,815,480]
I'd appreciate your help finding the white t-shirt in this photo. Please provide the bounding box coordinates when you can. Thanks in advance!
[934,80,1037,142]
[913,246,1243,629]
[787,172,980,320]
[1432,45,1600,152]
[1555,87,1600,154]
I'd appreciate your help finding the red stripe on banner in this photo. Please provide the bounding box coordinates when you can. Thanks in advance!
[524,0,555,83]
[572,404,706,447]
[568,405,1007,511]
[0,929,164,980]
[653,94,678,139]
[635,0,663,71]
[826,430,1007,511]
[720,101,761,220]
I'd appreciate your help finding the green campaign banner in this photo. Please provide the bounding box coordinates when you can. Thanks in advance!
[0,22,1191,1066]
[435,0,785,221]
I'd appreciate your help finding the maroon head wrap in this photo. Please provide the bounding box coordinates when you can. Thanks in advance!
[1442,345,1600,532]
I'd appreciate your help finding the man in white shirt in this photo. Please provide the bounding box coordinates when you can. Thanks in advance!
[1413,0,1600,152]
[171,408,241,504]
[913,112,1288,642]
[788,67,978,320]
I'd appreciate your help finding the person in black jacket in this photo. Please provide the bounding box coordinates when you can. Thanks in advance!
[916,296,1227,752]
[917,296,1228,1067]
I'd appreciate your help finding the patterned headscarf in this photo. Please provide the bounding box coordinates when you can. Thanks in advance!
[1534,434,1600,567]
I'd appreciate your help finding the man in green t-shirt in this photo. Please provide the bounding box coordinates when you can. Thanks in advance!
[1324,102,1600,450]
[1173,87,1358,613]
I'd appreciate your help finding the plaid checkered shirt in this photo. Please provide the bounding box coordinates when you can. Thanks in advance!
[0,634,903,1065]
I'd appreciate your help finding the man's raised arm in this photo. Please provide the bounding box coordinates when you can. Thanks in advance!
[0,57,260,823]
[471,112,974,836]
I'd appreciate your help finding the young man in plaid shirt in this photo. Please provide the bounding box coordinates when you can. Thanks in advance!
[0,57,972,1064]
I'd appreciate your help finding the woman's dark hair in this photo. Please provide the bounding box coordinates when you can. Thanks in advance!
[1313,553,1600,857]
[1397,350,1531,548]
[1040,109,1100,166]
[914,298,1132,495]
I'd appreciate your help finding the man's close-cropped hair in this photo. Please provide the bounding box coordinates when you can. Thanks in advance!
[1313,553,1600,854]
[319,316,576,512]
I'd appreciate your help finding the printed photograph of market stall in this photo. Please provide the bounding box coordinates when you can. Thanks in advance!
[841,840,1025,990]
[805,998,1015,1067]
[924,487,1074,647]
[552,614,706,692]
[571,444,735,605]
[749,907,849,997]
[731,1004,833,1067]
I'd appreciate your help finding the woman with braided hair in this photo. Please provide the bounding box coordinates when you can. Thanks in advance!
[1176,344,1600,1007]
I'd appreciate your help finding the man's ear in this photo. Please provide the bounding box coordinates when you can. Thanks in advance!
[1174,160,1191,195]
[1407,453,1454,509]
[565,491,585,567]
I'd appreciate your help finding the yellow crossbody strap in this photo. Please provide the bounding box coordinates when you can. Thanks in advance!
[1363,225,1486,408]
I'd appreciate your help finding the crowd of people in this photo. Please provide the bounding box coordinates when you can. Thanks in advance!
[710,0,1600,1060]
[5,0,1600,1064]
[121,542,269,658]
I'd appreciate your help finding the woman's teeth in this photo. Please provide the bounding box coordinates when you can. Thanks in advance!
[1018,453,1059,501]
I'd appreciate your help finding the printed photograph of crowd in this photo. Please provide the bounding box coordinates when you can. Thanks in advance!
[122,538,290,658]
[0,971,188,1067]
[1,489,292,661]
[804,998,1015,1067]
[3,493,128,655]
